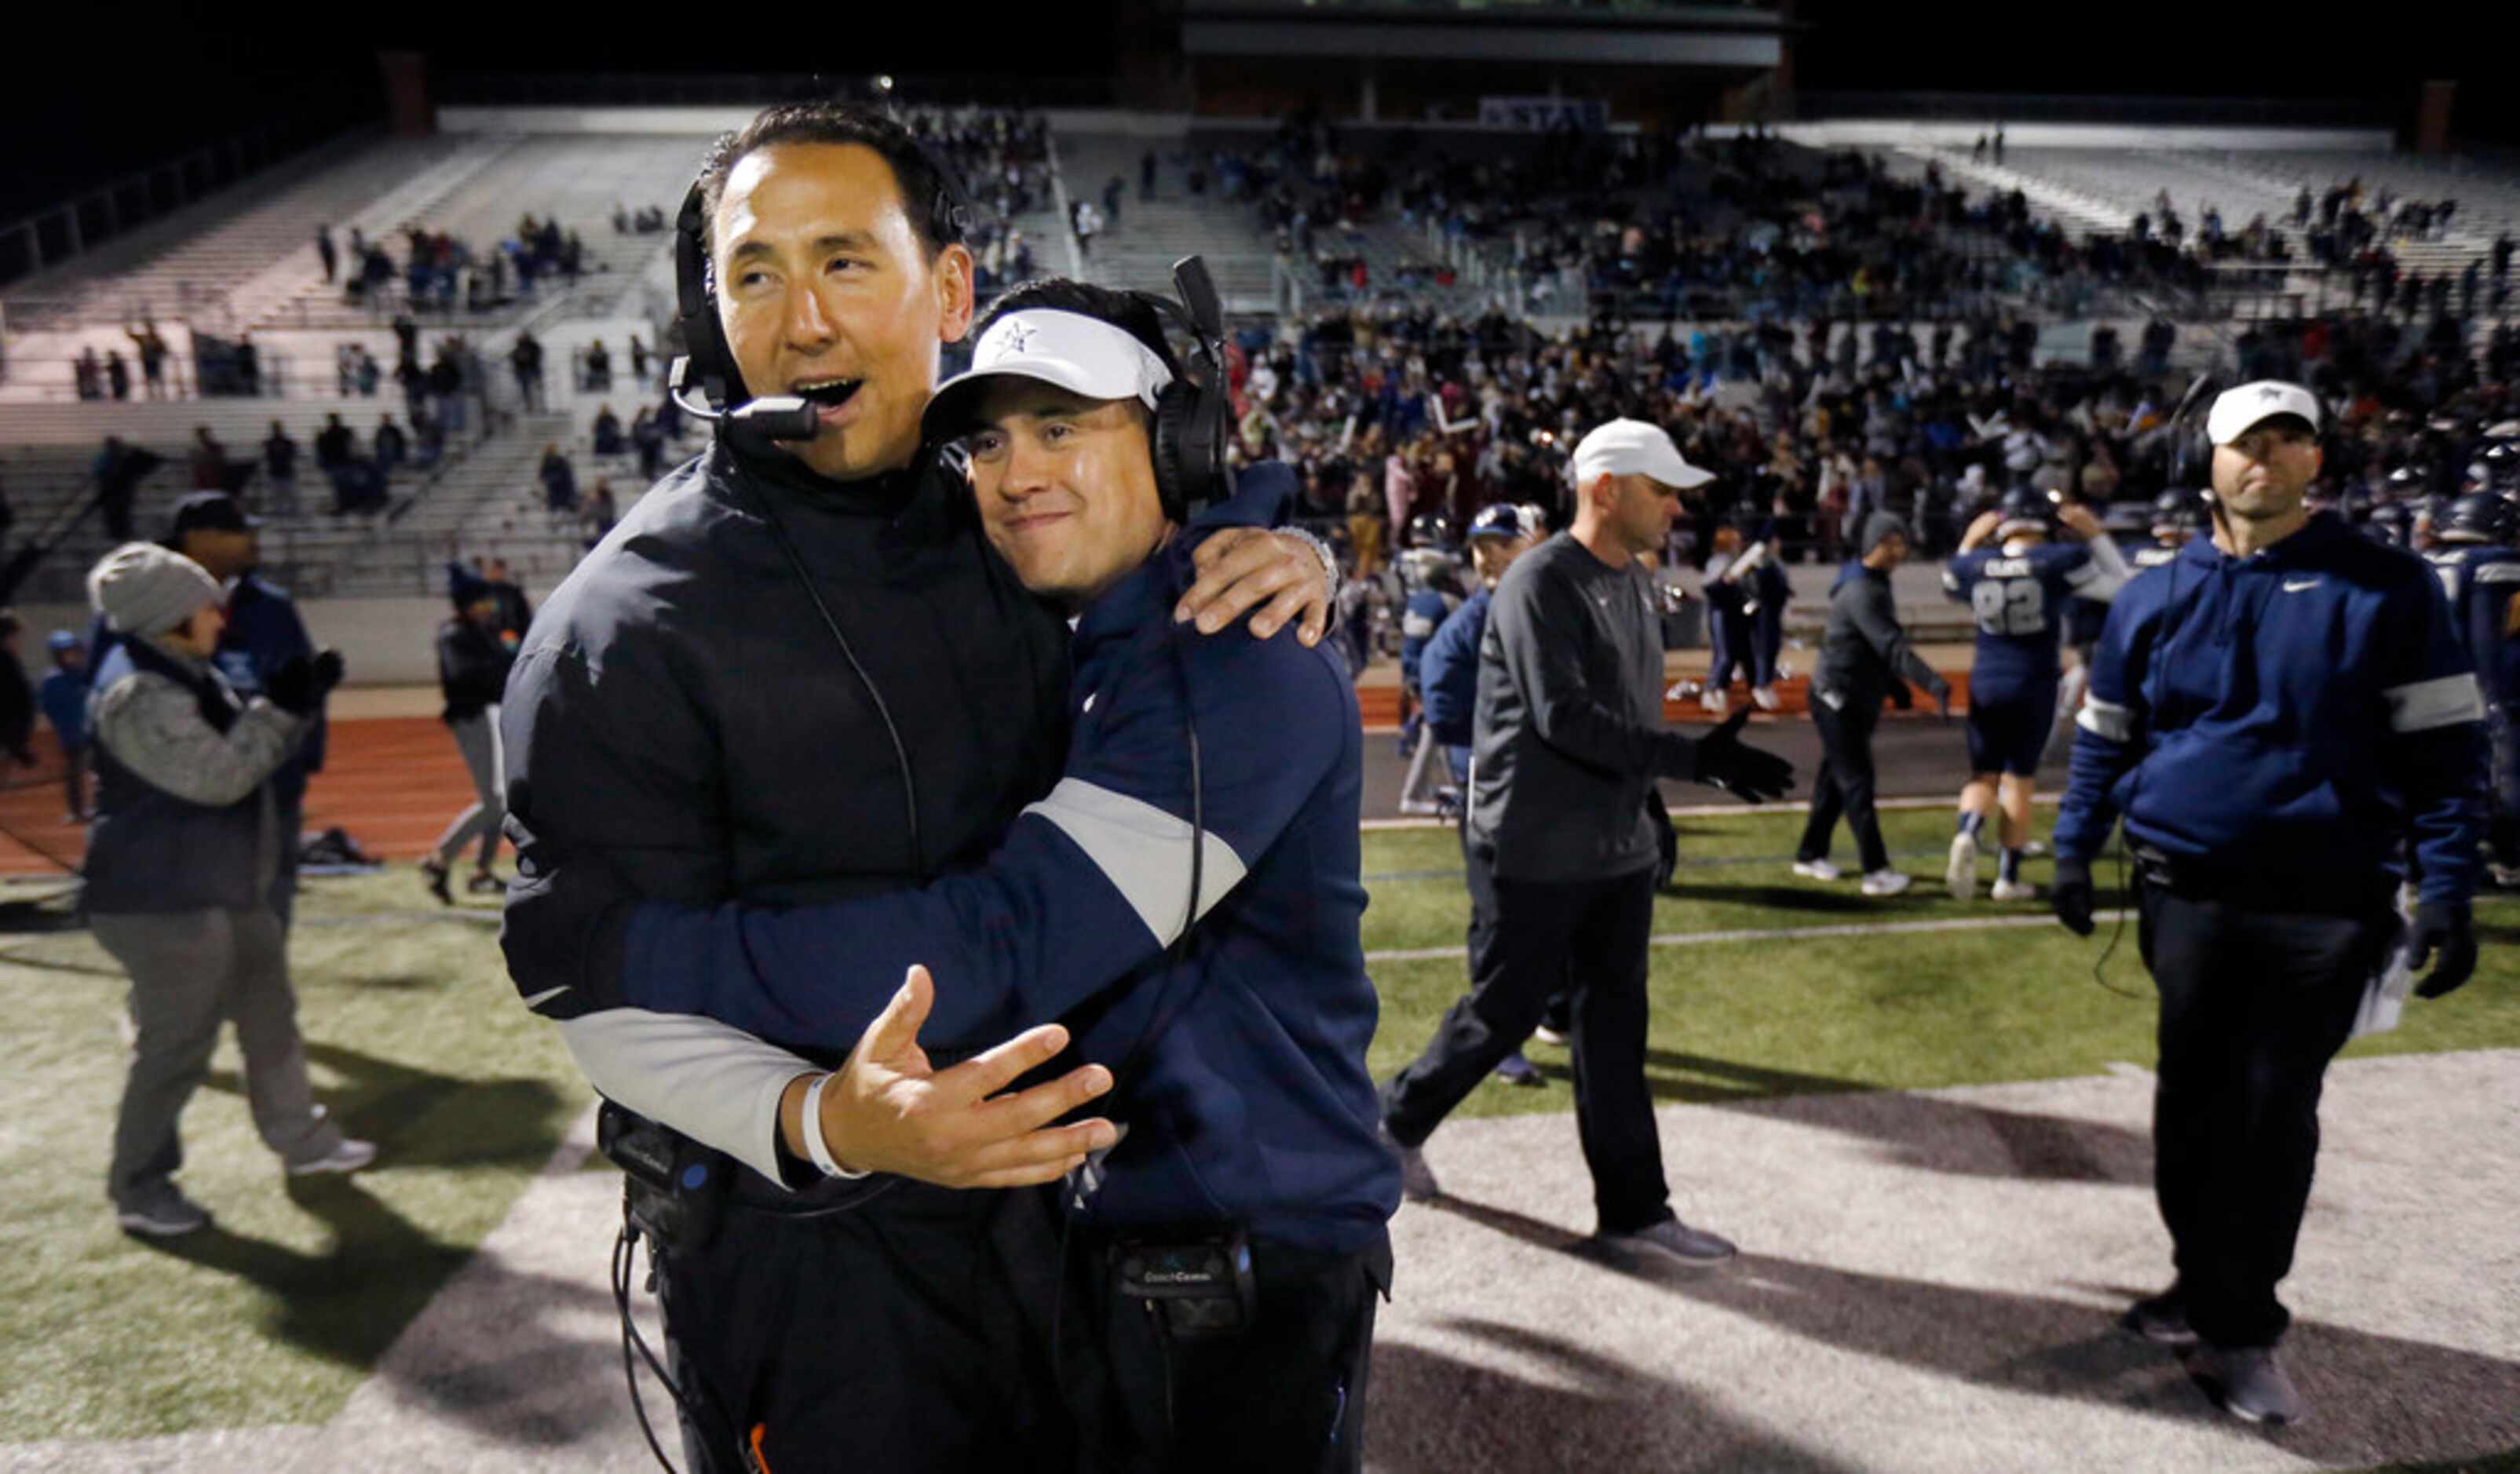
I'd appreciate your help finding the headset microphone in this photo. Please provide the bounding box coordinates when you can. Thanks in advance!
[665,357,820,451]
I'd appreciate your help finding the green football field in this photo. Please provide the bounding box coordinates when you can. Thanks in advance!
[2,816,2514,1445]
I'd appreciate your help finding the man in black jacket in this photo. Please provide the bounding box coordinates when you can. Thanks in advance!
[498,104,1334,1473]
[1792,513,1951,893]
[1379,418,1793,1268]
[421,564,515,903]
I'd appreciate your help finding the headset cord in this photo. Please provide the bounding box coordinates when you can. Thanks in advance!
[614,1224,688,1474]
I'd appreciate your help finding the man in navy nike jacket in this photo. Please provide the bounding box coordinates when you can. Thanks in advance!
[520,279,1396,1472]
[2051,380,2485,1427]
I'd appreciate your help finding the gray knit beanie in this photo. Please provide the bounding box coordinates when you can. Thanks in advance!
[1860,512,1910,556]
[88,542,224,637]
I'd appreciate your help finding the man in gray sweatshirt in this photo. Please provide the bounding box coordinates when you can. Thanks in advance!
[84,542,373,1237]
[1791,513,1952,895]
[1379,419,1792,1268]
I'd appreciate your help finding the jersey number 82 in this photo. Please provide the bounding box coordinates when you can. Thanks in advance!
[1972,578,2046,637]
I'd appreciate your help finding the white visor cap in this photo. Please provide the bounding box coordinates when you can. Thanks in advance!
[924,308,1176,442]
[2207,380,2323,446]
[1571,418,1715,491]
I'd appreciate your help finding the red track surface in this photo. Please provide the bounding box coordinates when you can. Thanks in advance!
[2,670,1977,879]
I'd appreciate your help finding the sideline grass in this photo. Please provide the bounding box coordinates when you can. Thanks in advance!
[2,817,2511,1446]
[0,876,585,1443]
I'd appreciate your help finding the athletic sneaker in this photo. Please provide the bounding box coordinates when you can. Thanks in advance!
[1492,1052,1546,1088]
[1946,832,1979,900]
[2184,1343,2306,1426]
[2490,862,2520,889]
[115,1181,210,1238]
[1532,1024,1569,1047]
[285,1138,379,1177]
[1751,684,1780,712]
[1700,688,1728,717]
[419,858,454,907]
[1861,869,1912,897]
[2118,1286,2198,1347]
[1791,859,1843,881]
[1382,1123,1441,1202]
[466,870,509,896]
[1991,878,2037,902]
[1598,1218,1737,1266]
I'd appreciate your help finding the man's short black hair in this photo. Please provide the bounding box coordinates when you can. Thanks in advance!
[972,277,1180,378]
[696,103,969,260]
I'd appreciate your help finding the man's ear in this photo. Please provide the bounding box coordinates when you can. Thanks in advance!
[934,243,977,345]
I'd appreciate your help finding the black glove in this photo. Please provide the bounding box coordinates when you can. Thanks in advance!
[2052,856,2095,936]
[1691,707,1795,804]
[2409,901,2476,999]
[265,649,345,717]
[1886,680,1913,711]
[1932,680,1953,721]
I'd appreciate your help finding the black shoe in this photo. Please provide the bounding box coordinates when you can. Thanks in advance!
[2184,1342,2305,1425]
[466,870,509,896]
[2119,1286,2198,1347]
[419,859,453,906]
[1492,1052,1546,1088]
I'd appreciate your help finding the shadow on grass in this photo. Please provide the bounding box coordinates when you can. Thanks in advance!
[1407,1199,2520,1462]
[1520,1048,2149,1184]
[202,1040,572,1172]
[1368,1318,1865,1473]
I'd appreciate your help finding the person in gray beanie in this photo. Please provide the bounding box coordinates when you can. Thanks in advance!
[82,542,373,1237]
[1792,513,1952,895]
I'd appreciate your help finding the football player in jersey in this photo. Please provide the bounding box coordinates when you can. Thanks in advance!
[2136,489,2204,570]
[2425,491,2520,884]
[1942,487,2131,899]
[1394,520,1466,814]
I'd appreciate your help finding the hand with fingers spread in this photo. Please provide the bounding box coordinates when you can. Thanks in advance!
[779,965,1121,1190]
[1691,707,1795,804]
[1172,526,1335,645]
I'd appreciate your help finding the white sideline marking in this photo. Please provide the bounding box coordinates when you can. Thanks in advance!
[1364,909,2131,965]
[1363,794,2064,829]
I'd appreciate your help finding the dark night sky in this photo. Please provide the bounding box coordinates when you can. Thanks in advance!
[2,6,2503,221]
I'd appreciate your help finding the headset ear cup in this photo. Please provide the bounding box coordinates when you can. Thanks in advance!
[1152,382,1194,523]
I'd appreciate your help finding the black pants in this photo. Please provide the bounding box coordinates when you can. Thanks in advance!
[2138,877,2389,1349]
[1383,863,1672,1234]
[1076,1231,1390,1473]
[657,1179,1077,1474]
[1798,695,1888,873]
[1459,811,1572,1034]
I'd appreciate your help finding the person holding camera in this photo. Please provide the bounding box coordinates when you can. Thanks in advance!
[84,543,371,1239]
[2051,381,2487,1426]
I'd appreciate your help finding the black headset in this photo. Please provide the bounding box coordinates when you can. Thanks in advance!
[1131,256,1237,521]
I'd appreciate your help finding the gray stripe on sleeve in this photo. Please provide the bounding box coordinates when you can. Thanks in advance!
[1021,777,1248,946]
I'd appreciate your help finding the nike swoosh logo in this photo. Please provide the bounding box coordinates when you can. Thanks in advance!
[2281,579,2322,593]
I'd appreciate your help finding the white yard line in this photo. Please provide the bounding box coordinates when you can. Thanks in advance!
[1365,909,2130,965]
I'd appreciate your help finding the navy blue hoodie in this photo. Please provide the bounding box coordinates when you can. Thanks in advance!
[2056,513,2485,905]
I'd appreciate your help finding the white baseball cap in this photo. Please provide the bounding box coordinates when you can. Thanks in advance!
[1571,418,1715,491]
[2207,380,2323,446]
[924,308,1175,441]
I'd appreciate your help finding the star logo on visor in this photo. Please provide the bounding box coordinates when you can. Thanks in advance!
[999,321,1035,356]
[2259,385,2286,402]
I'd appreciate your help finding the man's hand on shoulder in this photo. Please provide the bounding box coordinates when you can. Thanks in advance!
[781,964,1121,1189]
[1174,527,1335,646]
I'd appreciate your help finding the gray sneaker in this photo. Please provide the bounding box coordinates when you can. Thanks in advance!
[115,1181,210,1237]
[1382,1123,1441,1202]
[2118,1286,2198,1347]
[1492,1052,1546,1088]
[285,1138,378,1177]
[2184,1343,2306,1426]
[1598,1217,1737,1266]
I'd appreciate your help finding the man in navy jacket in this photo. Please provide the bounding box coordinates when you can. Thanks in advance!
[2052,380,2485,1427]
[514,278,1392,1472]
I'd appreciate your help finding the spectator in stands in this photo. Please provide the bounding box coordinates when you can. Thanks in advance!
[630,405,666,482]
[510,332,546,412]
[428,345,464,436]
[629,335,650,387]
[93,436,161,543]
[354,348,381,398]
[261,423,299,517]
[374,415,407,476]
[127,320,170,400]
[189,428,228,493]
[585,339,612,392]
[0,613,36,770]
[316,224,337,285]
[1141,147,1156,201]
[583,480,618,547]
[419,563,517,905]
[82,542,370,1238]
[105,350,130,402]
[75,347,104,401]
[539,443,576,514]
[480,556,532,638]
[1102,174,1123,229]
[591,404,624,457]
[41,631,90,822]
[1072,198,1101,258]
